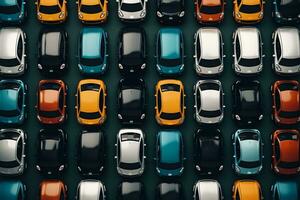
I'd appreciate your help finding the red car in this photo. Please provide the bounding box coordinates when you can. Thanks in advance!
[37,80,67,124]
[272,129,300,175]
[271,80,300,125]
[194,0,225,24]
[40,180,67,200]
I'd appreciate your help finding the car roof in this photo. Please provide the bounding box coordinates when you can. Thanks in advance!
[159,183,180,197]
[196,181,220,200]
[78,180,103,200]
[122,31,143,56]
[277,28,300,59]
[41,181,64,199]
[275,182,299,199]
[279,90,299,112]
[0,28,22,60]
[82,28,104,59]
[41,31,62,57]
[0,139,18,163]
[239,138,260,162]
[161,89,181,114]
[121,182,142,197]
[279,139,299,162]
[237,28,260,59]
[39,89,60,112]
[120,135,141,164]
[198,28,221,60]
[0,181,23,200]
[236,181,260,199]
[0,0,18,6]
[159,131,181,164]
[159,28,181,60]
[0,89,18,111]
[200,90,220,111]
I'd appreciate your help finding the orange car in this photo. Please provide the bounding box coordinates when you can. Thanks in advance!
[37,80,67,125]
[272,129,300,175]
[232,180,263,200]
[271,80,300,125]
[75,79,107,126]
[40,180,67,200]
[194,0,225,23]
[233,0,264,24]
[155,79,186,126]
[36,0,67,24]
[77,0,108,23]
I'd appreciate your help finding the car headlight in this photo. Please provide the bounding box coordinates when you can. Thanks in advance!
[59,165,65,171]
[236,12,241,18]
[235,65,241,71]
[157,11,163,17]
[78,12,83,19]
[178,11,185,17]
[275,64,281,71]
[274,166,280,172]
[258,64,263,71]
[218,65,223,72]
[37,64,43,70]
[118,114,123,119]
[179,64,184,71]
[118,10,124,17]
[156,64,161,70]
[140,10,146,17]
[60,64,65,70]
[37,12,42,19]
[275,12,281,18]
[259,11,263,18]
[141,63,146,69]
[259,114,263,120]
[118,63,123,69]
[235,115,241,121]
[59,11,65,19]
[220,12,224,18]
[100,12,106,18]
[140,113,145,120]
[18,64,24,71]
[235,165,240,173]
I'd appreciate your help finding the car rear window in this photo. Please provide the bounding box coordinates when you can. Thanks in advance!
[161,84,180,92]
[81,83,100,91]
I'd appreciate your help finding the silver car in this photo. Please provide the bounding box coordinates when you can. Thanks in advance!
[194,28,224,76]
[117,0,147,22]
[0,28,26,76]
[193,180,223,200]
[233,27,264,75]
[272,27,300,75]
[115,128,145,177]
[76,180,106,200]
[0,129,26,176]
[194,80,224,125]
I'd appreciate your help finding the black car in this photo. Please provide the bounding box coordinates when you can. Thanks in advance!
[273,0,300,24]
[117,79,146,124]
[118,27,146,75]
[77,130,105,175]
[36,129,67,174]
[194,129,223,175]
[232,80,263,125]
[156,183,182,200]
[37,29,67,74]
[118,182,144,200]
[156,0,185,24]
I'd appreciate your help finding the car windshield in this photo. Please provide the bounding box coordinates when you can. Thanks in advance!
[199,83,219,91]
[121,53,144,66]
[80,57,102,66]
[159,57,182,67]
[239,132,259,140]
[279,111,299,118]
[160,112,181,120]
[239,160,260,168]
[0,109,20,117]
[121,2,143,12]
[0,5,20,14]
[199,58,221,67]
[200,110,221,118]
[0,160,19,168]
[278,132,299,141]
[39,110,61,118]
[159,0,182,13]
[278,161,300,169]
[279,58,300,67]
[200,5,222,14]
[158,161,181,170]
[80,4,102,13]
[79,111,101,119]
[119,162,141,170]
[39,5,61,14]
[239,4,261,13]
[121,133,140,141]
[239,58,260,67]
[278,0,300,17]
[0,58,20,67]
[40,82,60,91]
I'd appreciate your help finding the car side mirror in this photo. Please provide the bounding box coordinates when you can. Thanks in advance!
[114,156,117,159]
[35,1,37,5]
[75,106,78,109]
[76,1,78,4]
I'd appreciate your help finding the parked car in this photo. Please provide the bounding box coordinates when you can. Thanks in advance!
[0,79,27,125]
[36,80,67,125]
[36,0,67,23]
[272,129,300,175]
[271,181,299,200]
[0,27,26,76]
[155,79,185,126]
[0,181,26,200]
[118,182,144,200]
[193,180,223,200]
[232,180,263,200]
[232,80,263,124]
[118,79,145,124]
[0,129,26,176]
[116,129,145,177]
[232,129,263,175]
[117,0,147,22]
[76,180,106,200]
[40,180,67,200]
[156,28,184,75]
[273,0,300,24]
[156,0,185,24]
[156,183,182,199]
[233,27,264,75]
[194,129,223,174]
[156,130,184,177]
[272,27,300,75]
[194,0,225,23]
[77,0,108,23]
[75,79,107,126]
[194,28,224,76]
[38,29,67,74]
[0,0,26,24]
[78,27,108,75]
[36,129,67,175]
[194,80,224,125]
[77,130,105,176]
[271,80,300,125]
[118,27,146,75]
[233,0,264,24]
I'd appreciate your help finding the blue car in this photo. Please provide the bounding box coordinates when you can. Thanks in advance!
[271,181,299,200]
[232,129,264,175]
[156,130,184,177]
[0,0,26,24]
[0,79,27,125]
[156,28,184,75]
[78,27,108,75]
[0,181,26,200]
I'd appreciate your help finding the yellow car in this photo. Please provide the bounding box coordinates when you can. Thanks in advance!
[233,0,264,24]
[75,79,107,126]
[155,79,186,126]
[36,0,67,23]
[77,0,108,23]
[232,180,263,200]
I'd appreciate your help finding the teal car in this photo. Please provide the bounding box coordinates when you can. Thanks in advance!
[78,27,108,75]
[271,181,299,200]
[156,130,184,177]
[0,181,26,200]
[0,0,26,24]
[232,129,263,175]
[0,80,27,125]
[156,28,184,75]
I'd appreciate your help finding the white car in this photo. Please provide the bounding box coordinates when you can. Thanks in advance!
[193,180,223,200]
[117,0,147,22]
[76,180,106,200]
